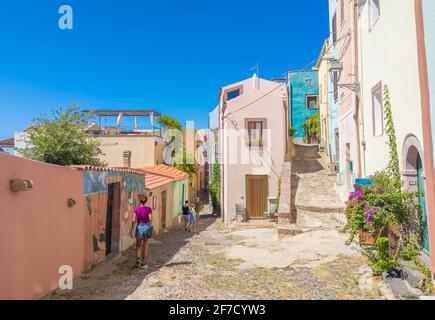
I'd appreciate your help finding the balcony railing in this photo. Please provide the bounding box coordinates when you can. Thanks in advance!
[88,125,163,138]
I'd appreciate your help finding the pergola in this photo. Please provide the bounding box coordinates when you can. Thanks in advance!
[85,109,162,136]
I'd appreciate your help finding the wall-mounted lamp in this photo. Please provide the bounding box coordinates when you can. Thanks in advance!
[328,59,360,93]
[304,76,319,89]
[10,179,33,192]
[305,76,312,86]
[329,59,344,73]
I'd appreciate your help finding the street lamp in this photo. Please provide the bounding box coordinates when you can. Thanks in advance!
[327,58,360,93]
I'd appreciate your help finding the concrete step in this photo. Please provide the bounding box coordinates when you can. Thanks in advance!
[277,223,340,240]
[295,204,345,214]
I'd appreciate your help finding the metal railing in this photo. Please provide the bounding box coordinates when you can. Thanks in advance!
[88,125,163,138]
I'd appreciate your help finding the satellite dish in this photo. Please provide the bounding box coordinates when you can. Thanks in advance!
[163,142,176,165]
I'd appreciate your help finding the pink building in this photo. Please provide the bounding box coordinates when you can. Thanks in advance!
[333,0,362,191]
[0,153,146,299]
[218,75,289,224]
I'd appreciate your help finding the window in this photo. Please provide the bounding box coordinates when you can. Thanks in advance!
[369,0,380,30]
[332,13,337,44]
[247,121,264,147]
[372,83,383,137]
[227,88,241,100]
[306,95,319,109]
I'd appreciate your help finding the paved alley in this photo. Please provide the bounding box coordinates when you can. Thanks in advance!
[43,144,389,300]
[45,218,386,300]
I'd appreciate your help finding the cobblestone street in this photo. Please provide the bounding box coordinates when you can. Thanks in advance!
[45,215,387,300]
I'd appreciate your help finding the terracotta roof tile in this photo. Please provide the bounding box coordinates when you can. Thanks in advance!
[145,173,174,190]
[70,165,145,176]
[136,164,189,182]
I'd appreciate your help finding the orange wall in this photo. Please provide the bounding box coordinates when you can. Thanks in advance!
[0,153,86,300]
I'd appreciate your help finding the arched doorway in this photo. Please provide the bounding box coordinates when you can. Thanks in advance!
[402,135,430,254]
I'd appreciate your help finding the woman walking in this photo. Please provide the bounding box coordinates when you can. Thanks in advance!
[130,197,153,269]
[182,200,190,231]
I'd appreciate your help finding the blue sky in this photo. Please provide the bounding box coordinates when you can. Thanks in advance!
[0,0,329,140]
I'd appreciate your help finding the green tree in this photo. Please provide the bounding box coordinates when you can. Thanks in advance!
[157,115,182,130]
[209,163,221,213]
[303,112,320,143]
[21,105,106,166]
[174,149,198,186]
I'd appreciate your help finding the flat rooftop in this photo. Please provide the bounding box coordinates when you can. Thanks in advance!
[86,110,161,117]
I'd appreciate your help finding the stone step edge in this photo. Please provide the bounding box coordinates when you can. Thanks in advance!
[277,224,339,236]
[295,204,345,213]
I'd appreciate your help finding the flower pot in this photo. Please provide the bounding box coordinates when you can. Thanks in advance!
[359,231,375,246]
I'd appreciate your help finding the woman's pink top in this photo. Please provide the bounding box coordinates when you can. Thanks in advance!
[134,206,152,224]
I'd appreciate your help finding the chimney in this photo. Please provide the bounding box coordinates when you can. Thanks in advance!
[123,151,132,168]
[252,73,259,90]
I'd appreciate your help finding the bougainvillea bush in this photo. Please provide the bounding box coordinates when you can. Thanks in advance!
[344,170,420,273]
[344,85,424,274]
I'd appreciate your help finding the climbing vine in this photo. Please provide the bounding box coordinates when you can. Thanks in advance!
[209,163,221,213]
[383,85,401,190]
[276,177,282,214]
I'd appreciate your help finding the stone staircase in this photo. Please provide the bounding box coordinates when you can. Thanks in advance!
[278,143,346,238]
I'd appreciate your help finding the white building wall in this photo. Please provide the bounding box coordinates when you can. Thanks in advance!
[340,110,358,189]
[358,0,423,176]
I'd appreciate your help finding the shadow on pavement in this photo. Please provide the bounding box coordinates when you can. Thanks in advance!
[44,216,217,300]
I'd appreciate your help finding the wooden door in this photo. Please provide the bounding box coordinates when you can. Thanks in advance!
[106,183,121,255]
[246,175,268,220]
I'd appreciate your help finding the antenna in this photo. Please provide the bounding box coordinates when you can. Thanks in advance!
[249,63,260,78]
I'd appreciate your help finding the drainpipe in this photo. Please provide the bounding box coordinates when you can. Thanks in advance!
[219,90,227,226]
[353,0,363,179]
[358,1,367,177]
[415,0,435,282]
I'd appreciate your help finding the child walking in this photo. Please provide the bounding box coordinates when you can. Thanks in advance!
[130,197,153,269]
[188,203,197,232]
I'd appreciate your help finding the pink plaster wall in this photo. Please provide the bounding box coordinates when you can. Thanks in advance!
[0,153,86,300]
